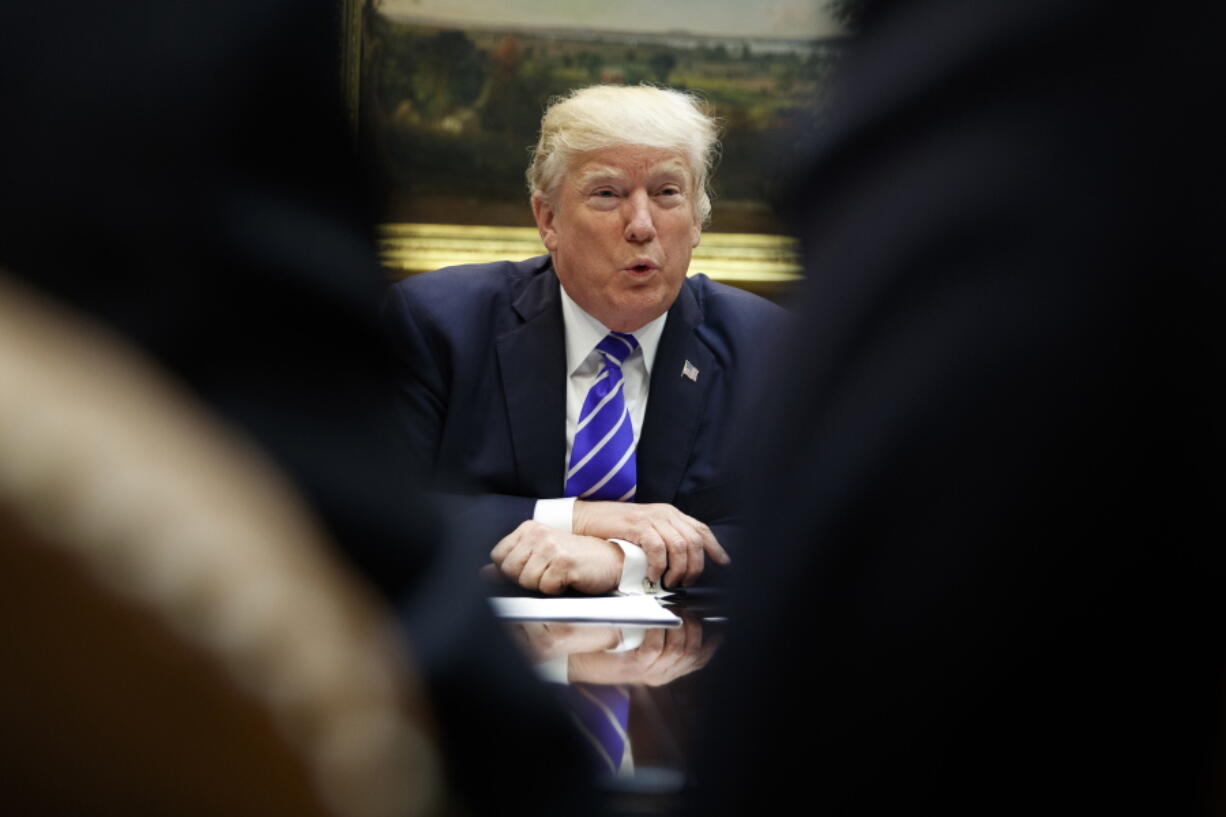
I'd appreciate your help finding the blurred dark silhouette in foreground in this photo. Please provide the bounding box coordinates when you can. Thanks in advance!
[694,0,1225,814]
[0,2,594,815]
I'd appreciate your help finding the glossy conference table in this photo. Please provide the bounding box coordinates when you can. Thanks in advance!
[496,588,728,816]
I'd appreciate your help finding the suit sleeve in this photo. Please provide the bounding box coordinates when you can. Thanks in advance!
[381,282,537,547]
[381,282,447,480]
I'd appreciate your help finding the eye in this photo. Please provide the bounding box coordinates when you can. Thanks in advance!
[588,187,621,209]
[658,185,682,197]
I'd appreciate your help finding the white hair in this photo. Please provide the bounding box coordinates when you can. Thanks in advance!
[526,85,721,226]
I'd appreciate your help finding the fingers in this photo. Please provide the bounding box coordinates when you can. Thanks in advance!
[659,523,690,589]
[670,513,725,565]
[624,506,695,587]
[657,514,709,587]
[655,515,710,587]
[489,521,622,595]
[491,521,558,593]
[496,535,534,586]
[635,530,668,585]
[667,516,729,586]
[681,612,703,648]
[660,614,695,660]
[693,632,722,670]
[538,559,571,596]
[489,521,528,565]
[506,544,571,595]
[636,619,708,685]
[697,521,730,566]
[641,506,727,587]
[517,551,549,592]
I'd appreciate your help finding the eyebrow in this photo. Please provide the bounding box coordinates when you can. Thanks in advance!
[573,160,690,190]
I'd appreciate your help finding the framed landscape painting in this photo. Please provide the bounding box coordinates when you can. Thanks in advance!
[341,0,848,297]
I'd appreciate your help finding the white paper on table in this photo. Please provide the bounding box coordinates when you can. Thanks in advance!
[488,594,682,626]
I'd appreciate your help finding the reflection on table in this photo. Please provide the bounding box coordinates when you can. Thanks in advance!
[500,598,726,814]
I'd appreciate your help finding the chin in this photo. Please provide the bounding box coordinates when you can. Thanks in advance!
[606,302,666,333]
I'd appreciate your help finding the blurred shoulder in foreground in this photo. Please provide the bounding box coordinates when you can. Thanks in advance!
[693,0,1226,814]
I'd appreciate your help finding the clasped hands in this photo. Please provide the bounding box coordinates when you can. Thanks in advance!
[511,614,720,686]
[488,500,730,595]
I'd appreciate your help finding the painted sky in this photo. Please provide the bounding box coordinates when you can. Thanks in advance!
[379,0,843,39]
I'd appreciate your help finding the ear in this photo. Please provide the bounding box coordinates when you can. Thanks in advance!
[532,193,559,252]
[691,222,702,249]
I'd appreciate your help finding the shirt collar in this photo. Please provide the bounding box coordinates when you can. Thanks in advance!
[559,283,668,377]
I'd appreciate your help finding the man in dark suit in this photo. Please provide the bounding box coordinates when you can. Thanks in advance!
[691,0,1225,814]
[385,85,783,595]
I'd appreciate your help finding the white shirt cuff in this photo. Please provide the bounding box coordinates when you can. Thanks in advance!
[534,656,570,684]
[533,497,576,533]
[606,627,646,653]
[536,502,651,593]
[608,538,663,596]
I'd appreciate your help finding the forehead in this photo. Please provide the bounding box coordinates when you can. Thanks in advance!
[566,145,692,187]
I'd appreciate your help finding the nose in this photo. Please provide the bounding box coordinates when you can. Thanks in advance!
[623,190,656,243]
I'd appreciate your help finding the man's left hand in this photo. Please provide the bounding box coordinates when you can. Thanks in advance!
[572,500,730,587]
[566,615,720,686]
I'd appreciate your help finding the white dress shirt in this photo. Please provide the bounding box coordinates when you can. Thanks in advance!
[532,285,667,594]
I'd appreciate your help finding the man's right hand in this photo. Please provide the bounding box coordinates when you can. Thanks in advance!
[571,500,730,588]
[490,520,625,595]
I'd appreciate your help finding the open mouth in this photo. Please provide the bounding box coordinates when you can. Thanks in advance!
[626,261,658,274]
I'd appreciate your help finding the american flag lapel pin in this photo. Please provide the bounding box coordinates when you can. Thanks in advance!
[682,360,699,382]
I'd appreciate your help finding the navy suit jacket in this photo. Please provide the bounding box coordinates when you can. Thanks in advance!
[384,254,784,556]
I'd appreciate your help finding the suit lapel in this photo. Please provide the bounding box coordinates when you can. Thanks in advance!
[495,263,567,498]
[637,281,716,503]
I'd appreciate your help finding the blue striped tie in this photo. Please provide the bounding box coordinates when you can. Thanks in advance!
[566,683,632,776]
[565,332,639,501]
